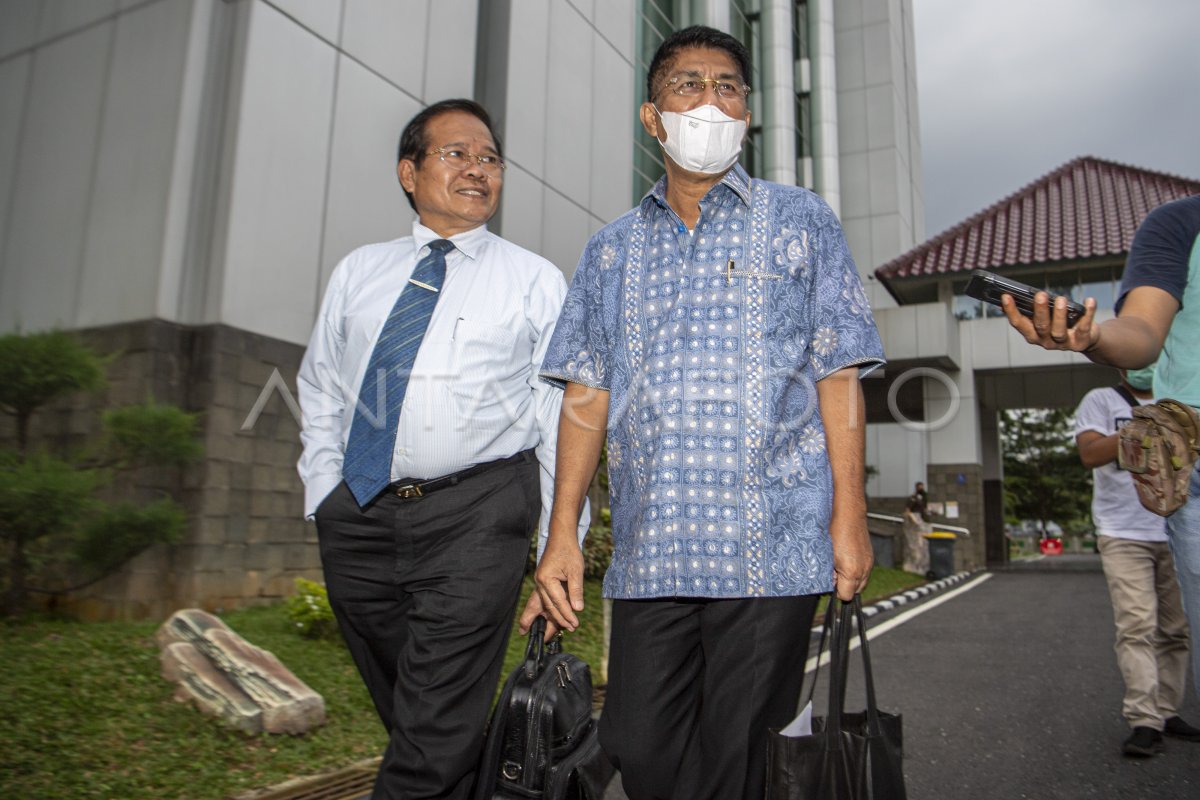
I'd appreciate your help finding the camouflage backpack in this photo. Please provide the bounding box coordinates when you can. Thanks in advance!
[1117,398,1200,516]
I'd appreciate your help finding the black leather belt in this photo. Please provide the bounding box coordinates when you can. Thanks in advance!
[389,449,535,500]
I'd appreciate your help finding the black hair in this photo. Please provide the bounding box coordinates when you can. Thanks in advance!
[645,25,751,102]
[396,98,504,212]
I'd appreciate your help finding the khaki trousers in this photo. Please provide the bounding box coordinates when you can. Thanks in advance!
[1097,535,1190,729]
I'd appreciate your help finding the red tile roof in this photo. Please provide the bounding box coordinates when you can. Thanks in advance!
[875,156,1200,281]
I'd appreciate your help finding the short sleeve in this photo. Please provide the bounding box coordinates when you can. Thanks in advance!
[539,234,611,389]
[806,197,886,380]
[1117,197,1200,311]
[1073,389,1113,438]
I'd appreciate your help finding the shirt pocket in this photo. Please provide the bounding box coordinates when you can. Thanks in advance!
[447,319,526,420]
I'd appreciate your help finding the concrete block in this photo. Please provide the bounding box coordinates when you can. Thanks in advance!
[264,573,298,598]
[200,489,230,517]
[250,492,290,519]
[269,517,303,544]
[206,462,231,490]
[252,465,274,491]
[247,519,272,544]
[195,516,228,546]
[228,489,252,516]
[206,434,252,463]
[245,543,271,570]
[283,543,315,570]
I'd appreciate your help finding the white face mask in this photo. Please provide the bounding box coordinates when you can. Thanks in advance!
[654,104,747,174]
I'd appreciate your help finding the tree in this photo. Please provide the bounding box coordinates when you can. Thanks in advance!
[1000,407,1092,538]
[0,331,202,616]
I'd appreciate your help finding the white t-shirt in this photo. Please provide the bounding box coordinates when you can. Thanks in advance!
[1073,387,1168,541]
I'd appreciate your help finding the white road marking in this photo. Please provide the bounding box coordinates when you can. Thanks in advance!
[804,572,995,674]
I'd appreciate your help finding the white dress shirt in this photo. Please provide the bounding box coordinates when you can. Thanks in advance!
[298,221,588,545]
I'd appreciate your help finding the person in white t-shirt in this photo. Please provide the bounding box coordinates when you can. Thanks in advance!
[1075,367,1196,758]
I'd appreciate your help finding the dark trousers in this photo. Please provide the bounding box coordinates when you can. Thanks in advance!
[598,594,819,800]
[314,457,539,800]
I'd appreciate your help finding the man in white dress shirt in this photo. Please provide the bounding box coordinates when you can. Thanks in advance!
[297,99,584,800]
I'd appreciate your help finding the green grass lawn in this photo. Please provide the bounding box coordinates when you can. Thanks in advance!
[0,569,919,799]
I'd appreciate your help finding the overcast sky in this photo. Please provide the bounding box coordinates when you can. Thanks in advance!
[912,0,1200,237]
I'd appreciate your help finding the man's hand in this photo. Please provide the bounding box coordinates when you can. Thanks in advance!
[523,533,586,634]
[517,592,560,639]
[831,515,873,601]
[1002,292,1099,352]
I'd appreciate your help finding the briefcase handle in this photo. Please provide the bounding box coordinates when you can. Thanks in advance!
[521,615,563,679]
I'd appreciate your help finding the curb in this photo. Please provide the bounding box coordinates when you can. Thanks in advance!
[860,570,974,619]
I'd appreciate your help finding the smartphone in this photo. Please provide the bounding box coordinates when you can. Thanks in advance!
[964,269,1086,327]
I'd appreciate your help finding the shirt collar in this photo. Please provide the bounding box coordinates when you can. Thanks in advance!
[412,221,490,261]
[644,163,753,212]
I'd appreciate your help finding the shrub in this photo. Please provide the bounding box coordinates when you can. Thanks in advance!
[285,577,341,641]
[0,331,201,615]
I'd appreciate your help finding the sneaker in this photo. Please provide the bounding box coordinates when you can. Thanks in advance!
[1164,716,1200,741]
[1122,726,1163,758]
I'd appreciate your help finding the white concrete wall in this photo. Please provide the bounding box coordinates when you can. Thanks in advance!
[833,0,922,310]
[0,0,196,332]
[216,0,480,344]
[865,421,929,498]
[0,0,633,343]
[499,0,635,279]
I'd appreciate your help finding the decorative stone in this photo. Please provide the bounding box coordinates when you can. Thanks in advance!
[158,608,325,734]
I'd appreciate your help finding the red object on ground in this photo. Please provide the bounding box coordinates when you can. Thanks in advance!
[1039,538,1063,556]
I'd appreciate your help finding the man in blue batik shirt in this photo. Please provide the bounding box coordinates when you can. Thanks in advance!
[519,26,886,800]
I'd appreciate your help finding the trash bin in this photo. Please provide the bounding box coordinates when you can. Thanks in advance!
[923,532,957,580]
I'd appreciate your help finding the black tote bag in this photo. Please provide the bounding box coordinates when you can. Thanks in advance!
[766,596,906,800]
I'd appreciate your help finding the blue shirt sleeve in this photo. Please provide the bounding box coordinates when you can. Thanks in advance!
[539,233,612,389]
[805,194,886,379]
[1117,196,1200,312]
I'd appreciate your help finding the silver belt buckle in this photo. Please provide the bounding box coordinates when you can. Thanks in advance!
[394,483,423,499]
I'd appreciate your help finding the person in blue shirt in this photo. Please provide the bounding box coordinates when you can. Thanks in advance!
[520,26,886,800]
[1004,194,1200,741]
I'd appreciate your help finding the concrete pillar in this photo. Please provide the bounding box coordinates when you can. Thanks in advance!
[759,0,796,185]
[809,0,839,215]
[694,0,731,32]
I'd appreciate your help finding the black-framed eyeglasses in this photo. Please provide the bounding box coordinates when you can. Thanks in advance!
[427,147,506,173]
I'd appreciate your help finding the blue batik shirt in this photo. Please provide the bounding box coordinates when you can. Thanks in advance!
[541,165,885,599]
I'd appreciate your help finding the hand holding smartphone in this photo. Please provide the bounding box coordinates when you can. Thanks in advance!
[964,269,1086,327]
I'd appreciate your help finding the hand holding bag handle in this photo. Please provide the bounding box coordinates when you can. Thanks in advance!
[766,596,906,800]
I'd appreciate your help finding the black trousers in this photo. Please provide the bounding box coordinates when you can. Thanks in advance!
[598,594,820,800]
[314,457,539,800]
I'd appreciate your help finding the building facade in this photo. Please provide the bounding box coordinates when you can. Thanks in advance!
[0,0,922,618]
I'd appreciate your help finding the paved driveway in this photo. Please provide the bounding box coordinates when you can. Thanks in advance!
[601,561,1200,798]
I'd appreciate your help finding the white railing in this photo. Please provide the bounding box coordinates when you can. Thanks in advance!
[867,512,971,537]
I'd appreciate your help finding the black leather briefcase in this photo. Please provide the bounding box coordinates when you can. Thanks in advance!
[474,616,607,800]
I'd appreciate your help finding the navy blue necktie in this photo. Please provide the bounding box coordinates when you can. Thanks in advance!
[343,239,454,505]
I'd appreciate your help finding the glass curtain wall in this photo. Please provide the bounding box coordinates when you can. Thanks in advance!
[634,0,682,202]
[730,0,763,177]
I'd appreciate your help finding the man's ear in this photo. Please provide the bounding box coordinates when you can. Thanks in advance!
[397,159,416,193]
[640,103,662,140]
